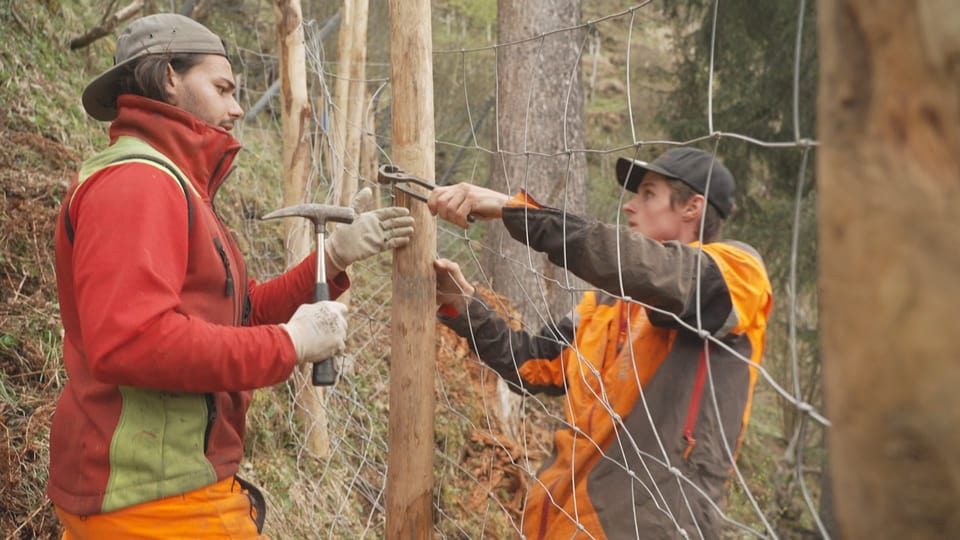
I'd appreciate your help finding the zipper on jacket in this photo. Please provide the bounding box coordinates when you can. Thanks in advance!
[242,295,252,326]
[210,213,242,325]
[203,393,217,453]
[212,237,235,297]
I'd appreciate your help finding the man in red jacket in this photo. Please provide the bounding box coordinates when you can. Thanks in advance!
[50,13,413,539]
[429,148,772,539]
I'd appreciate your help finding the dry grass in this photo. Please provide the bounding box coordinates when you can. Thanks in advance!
[0,129,78,539]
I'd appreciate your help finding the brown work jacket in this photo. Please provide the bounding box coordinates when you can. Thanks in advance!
[440,202,772,539]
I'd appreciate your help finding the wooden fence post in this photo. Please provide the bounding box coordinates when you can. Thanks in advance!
[386,0,437,537]
[274,0,331,458]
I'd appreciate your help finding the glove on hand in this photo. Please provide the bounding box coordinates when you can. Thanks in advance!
[326,187,415,270]
[280,301,348,364]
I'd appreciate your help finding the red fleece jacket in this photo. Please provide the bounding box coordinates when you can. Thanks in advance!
[48,95,349,515]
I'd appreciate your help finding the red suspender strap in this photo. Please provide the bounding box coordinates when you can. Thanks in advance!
[682,346,709,460]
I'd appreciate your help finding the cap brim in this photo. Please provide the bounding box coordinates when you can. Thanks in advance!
[615,157,676,193]
[81,57,139,122]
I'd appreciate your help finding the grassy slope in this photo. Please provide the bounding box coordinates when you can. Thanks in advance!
[1,3,100,537]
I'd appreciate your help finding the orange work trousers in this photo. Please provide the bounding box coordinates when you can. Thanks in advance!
[55,476,267,539]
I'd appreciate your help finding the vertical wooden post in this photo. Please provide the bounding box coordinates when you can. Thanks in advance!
[330,0,355,202]
[386,0,437,538]
[326,0,369,331]
[336,0,369,207]
[819,2,960,538]
[275,0,330,458]
[360,89,380,204]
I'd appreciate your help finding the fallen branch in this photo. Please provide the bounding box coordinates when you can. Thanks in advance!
[69,0,143,51]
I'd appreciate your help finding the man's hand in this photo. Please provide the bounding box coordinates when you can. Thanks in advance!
[280,301,348,364]
[434,258,475,314]
[326,187,415,271]
[427,183,509,229]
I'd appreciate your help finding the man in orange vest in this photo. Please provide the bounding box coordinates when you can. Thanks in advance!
[429,148,773,539]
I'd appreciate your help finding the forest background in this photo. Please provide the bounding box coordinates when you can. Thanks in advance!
[0,0,823,538]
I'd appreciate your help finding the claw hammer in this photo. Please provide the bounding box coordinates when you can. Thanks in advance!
[262,203,356,386]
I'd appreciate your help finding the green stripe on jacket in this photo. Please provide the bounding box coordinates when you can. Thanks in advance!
[103,387,216,512]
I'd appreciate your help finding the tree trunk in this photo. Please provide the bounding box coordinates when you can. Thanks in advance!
[322,0,369,371]
[818,1,960,538]
[489,0,587,327]
[489,0,586,439]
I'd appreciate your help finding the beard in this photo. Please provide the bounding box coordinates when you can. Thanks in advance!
[176,86,231,130]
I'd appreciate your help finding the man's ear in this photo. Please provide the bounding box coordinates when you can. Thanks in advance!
[163,63,180,105]
[683,194,706,222]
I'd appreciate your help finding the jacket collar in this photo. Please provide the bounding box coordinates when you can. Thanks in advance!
[109,95,242,199]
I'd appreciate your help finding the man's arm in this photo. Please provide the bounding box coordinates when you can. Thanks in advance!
[500,206,736,334]
[434,258,568,395]
[428,182,509,227]
[427,182,736,335]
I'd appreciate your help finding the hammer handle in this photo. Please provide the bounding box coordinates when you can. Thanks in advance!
[311,281,338,386]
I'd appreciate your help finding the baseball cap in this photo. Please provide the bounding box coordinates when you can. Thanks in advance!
[615,148,736,218]
[81,13,228,122]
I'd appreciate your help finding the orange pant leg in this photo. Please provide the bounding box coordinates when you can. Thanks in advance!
[56,476,268,540]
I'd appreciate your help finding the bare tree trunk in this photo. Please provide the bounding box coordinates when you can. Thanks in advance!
[275,0,331,459]
[488,0,586,439]
[489,0,586,325]
[386,0,437,537]
[338,0,368,205]
[330,0,367,207]
[818,1,960,538]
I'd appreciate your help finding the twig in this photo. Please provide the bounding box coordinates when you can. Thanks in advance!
[10,5,31,36]
[7,501,48,538]
[68,0,144,51]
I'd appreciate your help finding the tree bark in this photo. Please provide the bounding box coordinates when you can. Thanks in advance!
[818,1,960,538]
[488,0,586,439]
[489,0,587,327]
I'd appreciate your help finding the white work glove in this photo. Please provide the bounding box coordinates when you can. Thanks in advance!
[280,301,348,364]
[326,187,415,270]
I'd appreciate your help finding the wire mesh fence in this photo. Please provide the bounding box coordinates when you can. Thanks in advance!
[221,2,827,539]
[0,1,823,538]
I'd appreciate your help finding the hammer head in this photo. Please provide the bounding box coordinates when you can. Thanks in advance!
[261,203,356,227]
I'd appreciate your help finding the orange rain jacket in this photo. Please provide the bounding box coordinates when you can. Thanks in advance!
[49,95,348,517]
[439,197,772,539]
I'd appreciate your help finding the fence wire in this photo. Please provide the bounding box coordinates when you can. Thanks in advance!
[232,2,826,538]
